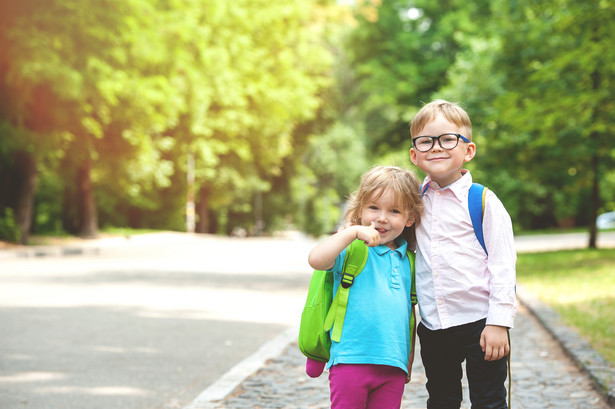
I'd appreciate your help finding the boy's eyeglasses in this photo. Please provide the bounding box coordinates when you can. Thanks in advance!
[412,133,470,152]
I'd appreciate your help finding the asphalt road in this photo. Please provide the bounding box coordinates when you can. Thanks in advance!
[0,233,317,409]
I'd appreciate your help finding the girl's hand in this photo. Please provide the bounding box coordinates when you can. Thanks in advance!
[406,350,415,383]
[354,222,380,247]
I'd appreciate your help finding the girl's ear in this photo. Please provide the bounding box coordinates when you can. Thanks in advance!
[405,215,415,227]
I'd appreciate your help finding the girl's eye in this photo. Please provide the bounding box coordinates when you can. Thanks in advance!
[368,206,378,210]
[391,209,401,214]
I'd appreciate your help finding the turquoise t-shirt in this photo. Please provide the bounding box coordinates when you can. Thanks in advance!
[325,239,414,374]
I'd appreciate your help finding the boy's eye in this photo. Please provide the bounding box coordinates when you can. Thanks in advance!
[391,209,401,214]
[441,136,457,144]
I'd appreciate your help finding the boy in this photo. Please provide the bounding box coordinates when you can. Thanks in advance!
[409,100,517,409]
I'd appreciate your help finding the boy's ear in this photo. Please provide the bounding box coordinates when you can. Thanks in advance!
[409,148,417,165]
[405,215,415,227]
[464,143,476,162]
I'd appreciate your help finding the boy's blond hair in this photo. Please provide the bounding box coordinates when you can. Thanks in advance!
[410,99,473,140]
[345,166,423,249]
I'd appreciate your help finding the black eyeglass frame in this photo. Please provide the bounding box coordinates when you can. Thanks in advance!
[411,133,470,152]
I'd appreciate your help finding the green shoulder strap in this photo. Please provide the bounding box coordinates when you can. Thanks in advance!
[324,239,368,342]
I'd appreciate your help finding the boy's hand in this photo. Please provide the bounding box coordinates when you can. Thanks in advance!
[354,222,380,247]
[480,325,510,361]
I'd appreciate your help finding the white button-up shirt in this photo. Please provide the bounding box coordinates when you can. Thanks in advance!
[416,171,517,330]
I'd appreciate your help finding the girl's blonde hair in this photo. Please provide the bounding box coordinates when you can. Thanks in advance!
[345,166,423,249]
[410,99,473,140]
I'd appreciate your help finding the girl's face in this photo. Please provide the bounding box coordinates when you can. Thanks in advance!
[360,187,414,249]
[410,113,475,187]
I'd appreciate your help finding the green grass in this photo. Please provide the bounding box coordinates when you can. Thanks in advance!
[517,248,615,366]
[99,227,161,236]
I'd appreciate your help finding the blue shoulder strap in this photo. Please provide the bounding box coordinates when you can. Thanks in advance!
[468,183,488,254]
[421,182,488,254]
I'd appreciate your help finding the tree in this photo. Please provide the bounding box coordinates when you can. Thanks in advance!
[492,0,615,246]
[1,0,184,239]
[158,0,335,234]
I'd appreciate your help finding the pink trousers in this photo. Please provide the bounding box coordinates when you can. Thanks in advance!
[328,364,406,409]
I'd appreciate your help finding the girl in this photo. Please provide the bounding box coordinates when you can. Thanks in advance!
[307,165,423,409]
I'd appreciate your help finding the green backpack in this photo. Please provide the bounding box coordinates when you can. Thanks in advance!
[298,239,417,363]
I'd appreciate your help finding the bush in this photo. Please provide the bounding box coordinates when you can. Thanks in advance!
[0,208,21,243]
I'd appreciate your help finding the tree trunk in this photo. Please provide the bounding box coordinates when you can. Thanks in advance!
[195,185,210,233]
[76,159,98,238]
[588,152,599,249]
[61,183,79,235]
[588,65,601,249]
[12,151,38,244]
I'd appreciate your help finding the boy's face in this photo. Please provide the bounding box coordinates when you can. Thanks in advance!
[410,113,475,187]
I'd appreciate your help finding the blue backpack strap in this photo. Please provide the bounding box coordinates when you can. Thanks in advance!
[468,183,488,254]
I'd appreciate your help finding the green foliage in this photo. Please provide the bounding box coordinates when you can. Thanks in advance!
[428,0,615,231]
[0,208,20,242]
[1,0,338,236]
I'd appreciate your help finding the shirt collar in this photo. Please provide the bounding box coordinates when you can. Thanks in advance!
[373,238,408,258]
[422,170,473,202]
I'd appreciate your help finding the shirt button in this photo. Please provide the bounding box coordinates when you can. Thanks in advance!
[434,271,439,277]
[437,299,444,305]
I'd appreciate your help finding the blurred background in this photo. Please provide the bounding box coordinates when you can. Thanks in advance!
[1,0,614,245]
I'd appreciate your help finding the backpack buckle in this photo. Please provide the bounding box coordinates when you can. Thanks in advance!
[341,273,354,288]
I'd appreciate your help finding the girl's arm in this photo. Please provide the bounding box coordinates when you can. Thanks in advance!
[308,222,380,271]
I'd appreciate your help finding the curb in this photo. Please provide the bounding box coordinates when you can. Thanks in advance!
[517,284,615,408]
[0,245,101,259]
[182,326,299,409]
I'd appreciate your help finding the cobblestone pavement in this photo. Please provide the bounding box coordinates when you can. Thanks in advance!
[207,304,611,409]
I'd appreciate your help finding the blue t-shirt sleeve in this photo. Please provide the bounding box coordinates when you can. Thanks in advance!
[328,248,348,275]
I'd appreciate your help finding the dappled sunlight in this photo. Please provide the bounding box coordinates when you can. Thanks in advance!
[523,281,614,305]
[0,371,67,383]
[0,279,307,326]
[132,288,305,325]
[35,385,150,396]
[90,345,161,355]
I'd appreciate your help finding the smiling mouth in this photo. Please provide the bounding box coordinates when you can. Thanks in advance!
[376,228,387,233]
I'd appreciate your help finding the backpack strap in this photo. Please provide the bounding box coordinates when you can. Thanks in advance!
[324,239,368,342]
[407,250,417,305]
[468,183,488,254]
[422,181,488,254]
[407,250,417,354]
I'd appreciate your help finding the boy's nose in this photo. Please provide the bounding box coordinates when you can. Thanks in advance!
[430,141,444,152]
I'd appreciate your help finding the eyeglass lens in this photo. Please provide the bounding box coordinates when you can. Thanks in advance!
[413,134,461,152]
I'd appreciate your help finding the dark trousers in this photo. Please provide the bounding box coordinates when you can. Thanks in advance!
[417,319,508,409]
